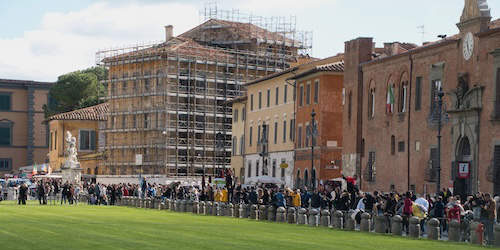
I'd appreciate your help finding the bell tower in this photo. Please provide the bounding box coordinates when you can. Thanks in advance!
[457,0,491,33]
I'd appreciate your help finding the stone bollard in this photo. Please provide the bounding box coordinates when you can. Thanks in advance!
[220,203,226,216]
[259,205,268,221]
[215,202,222,216]
[152,199,157,209]
[409,217,420,238]
[287,207,296,224]
[135,198,139,208]
[448,220,460,242]
[182,200,188,212]
[332,210,343,229]
[494,224,500,247]
[427,218,440,240]
[345,211,355,231]
[470,221,483,245]
[206,201,212,215]
[276,207,286,223]
[298,208,308,225]
[267,206,276,222]
[227,203,234,217]
[391,215,403,236]
[234,204,240,218]
[147,198,152,209]
[320,210,330,227]
[199,201,205,214]
[250,204,259,220]
[360,213,371,232]
[193,201,199,214]
[308,209,319,227]
[375,215,387,234]
[187,200,193,213]
[239,204,247,218]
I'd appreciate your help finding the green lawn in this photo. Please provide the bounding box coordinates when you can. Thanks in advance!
[0,201,482,250]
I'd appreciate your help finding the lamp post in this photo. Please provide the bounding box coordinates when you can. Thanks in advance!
[436,89,444,193]
[259,124,268,176]
[309,109,317,190]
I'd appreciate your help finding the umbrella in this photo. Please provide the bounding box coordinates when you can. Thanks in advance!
[415,197,429,212]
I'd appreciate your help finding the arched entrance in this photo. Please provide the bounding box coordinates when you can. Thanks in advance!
[455,136,472,198]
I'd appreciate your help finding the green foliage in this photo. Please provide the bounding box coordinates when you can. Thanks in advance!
[44,66,107,118]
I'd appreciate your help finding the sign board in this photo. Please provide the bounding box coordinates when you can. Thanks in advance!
[135,154,143,166]
[280,163,289,169]
[458,162,470,179]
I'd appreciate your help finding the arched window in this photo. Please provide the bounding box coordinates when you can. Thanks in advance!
[304,169,309,187]
[247,161,252,177]
[296,169,301,188]
[399,73,409,113]
[386,76,395,114]
[272,159,276,177]
[368,80,376,119]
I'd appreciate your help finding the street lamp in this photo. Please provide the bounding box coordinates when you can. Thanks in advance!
[308,109,317,190]
[259,124,269,176]
[429,87,448,193]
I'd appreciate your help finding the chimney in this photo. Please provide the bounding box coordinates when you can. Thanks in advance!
[165,25,173,41]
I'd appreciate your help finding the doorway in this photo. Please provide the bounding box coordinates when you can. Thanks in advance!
[454,137,471,199]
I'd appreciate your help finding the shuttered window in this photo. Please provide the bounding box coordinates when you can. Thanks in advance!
[415,77,422,111]
[79,130,96,151]
[0,93,11,111]
[367,152,376,182]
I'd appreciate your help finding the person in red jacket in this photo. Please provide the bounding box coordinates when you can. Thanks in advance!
[402,192,413,235]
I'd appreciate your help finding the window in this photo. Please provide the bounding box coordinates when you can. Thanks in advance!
[368,88,375,119]
[293,84,296,101]
[258,91,262,109]
[249,126,253,146]
[284,84,288,104]
[430,80,442,114]
[306,83,311,105]
[122,116,126,129]
[233,109,239,123]
[283,120,287,143]
[266,89,270,107]
[298,125,303,148]
[398,141,405,152]
[54,131,57,150]
[144,114,150,128]
[144,79,150,91]
[79,130,96,151]
[242,107,246,121]
[275,87,279,105]
[386,84,395,114]
[250,94,254,111]
[232,137,237,156]
[495,68,500,117]
[314,80,319,103]
[257,125,261,145]
[256,161,260,177]
[248,161,252,177]
[0,121,12,146]
[305,125,309,147]
[366,151,376,182]
[400,82,408,113]
[304,169,309,186]
[299,85,304,106]
[0,93,12,111]
[391,135,395,155]
[240,136,244,155]
[280,159,286,179]
[415,77,422,111]
[274,122,278,144]
[290,119,295,141]
[0,158,11,171]
[272,159,277,177]
[348,91,352,123]
[342,88,346,105]
[133,115,137,128]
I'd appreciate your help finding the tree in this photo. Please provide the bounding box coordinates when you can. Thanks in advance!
[44,67,107,117]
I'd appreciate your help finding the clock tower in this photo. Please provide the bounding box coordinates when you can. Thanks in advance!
[456,0,491,63]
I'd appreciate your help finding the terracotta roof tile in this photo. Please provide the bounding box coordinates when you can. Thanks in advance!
[49,103,109,121]
[315,61,344,72]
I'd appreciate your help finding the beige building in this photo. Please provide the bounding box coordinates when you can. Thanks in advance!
[0,79,52,174]
[229,96,247,184]
[244,55,343,187]
[47,103,108,175]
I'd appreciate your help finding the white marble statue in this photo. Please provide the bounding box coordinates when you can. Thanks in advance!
[64,131,80,168]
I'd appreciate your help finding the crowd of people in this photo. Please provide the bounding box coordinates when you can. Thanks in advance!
[3,175,500,244]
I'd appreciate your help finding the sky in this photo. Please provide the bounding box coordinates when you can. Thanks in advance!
[1,0,500,82]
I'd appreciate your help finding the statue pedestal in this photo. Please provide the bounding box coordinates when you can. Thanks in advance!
[61,166,82,185]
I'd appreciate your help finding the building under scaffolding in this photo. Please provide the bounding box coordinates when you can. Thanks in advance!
[96,10,311,177]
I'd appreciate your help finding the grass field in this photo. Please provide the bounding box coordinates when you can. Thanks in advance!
[0,201,483,250]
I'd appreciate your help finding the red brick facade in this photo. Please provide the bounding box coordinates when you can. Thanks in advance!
[293,66,344,187]
[343,2,500,195]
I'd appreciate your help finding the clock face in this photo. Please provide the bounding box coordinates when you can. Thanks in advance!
[463,32,474,61]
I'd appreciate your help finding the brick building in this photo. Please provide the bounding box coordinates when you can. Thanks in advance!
[0,79,52,175]
[291,61,344,188]
[343,0,500,196]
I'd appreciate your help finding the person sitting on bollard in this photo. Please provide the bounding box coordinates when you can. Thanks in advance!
[402,192,414,235]
[292,189,301,208]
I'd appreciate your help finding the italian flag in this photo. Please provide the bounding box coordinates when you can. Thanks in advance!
[386,85,395,113]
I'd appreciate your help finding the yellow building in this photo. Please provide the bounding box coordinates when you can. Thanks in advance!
[244,55,343,187]
[0,79,53,174]
[228,96,247,184]
[47,103,108,175]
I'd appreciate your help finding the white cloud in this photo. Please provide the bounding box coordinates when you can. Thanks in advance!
[0,2,199,81]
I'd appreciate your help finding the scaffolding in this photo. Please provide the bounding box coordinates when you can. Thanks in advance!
[95,7,308,177]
